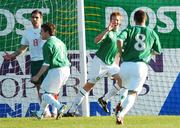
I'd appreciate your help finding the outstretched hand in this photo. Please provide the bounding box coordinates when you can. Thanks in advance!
[3,52,13,60]
[31,76,39,84]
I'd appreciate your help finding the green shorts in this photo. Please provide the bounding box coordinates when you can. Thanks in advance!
[31,60,47,84]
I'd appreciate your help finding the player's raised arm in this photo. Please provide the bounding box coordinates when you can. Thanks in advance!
[94,22,115,44]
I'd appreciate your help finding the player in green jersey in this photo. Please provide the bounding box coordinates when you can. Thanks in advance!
[3,10,56,117]
[115,10,161,125]
[65,12,123,116]
[30,23,70,119]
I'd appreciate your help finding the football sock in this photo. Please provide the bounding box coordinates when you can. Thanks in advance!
[44,105,51,115]
[42,93,62,110]
[118,88,128,104]
[69,88,87,113]
[119,94,136,117]
[51,94,58,114]
[38,100,48,116]
[103,83,121,101]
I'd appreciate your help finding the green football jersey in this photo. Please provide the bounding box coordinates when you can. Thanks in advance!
[43,36,70,69]
[118,26,161,63]
[96,30,120,65]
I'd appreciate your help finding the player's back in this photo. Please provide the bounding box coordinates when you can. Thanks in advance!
[121,25,160,63]
[43,36,70,69]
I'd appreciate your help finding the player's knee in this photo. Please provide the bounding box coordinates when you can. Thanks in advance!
[83,82,95,92]
[112,74,122,88]
[42,93,53,101]
[128,90,137,96]
[112,74,120,79]
[87,77,100,84]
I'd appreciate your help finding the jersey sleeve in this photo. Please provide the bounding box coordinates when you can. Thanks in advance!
[96,30,109,44]
[20,31,29,45]
[43,43,51,66]
[152,31,162,54]
[117,29,128,42]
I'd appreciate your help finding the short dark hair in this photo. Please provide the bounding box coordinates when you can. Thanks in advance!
[31,9,42,17]
[110,12,121,20]
[41,22,56,36]
[134,10,147,23]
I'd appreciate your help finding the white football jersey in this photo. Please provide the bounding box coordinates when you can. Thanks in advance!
[21,27,45,61]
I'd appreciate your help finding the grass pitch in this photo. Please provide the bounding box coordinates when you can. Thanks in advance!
[0,116,180,128]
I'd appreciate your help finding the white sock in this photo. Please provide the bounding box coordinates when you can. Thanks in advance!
[103,83,120,101]
[118,88,128,104]
[69,88,87,113]
[119,94,136,117]
[42,93,62,110]
[51,106,57,115]
[44,105,51,115]
[38,100,48,116]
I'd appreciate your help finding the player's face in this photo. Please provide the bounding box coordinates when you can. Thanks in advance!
[31,13,42,28]
[40,28,47,40]
[111,15,121,30]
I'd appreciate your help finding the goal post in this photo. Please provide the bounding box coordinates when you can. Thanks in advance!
[1,0,180,118]
[77,0,89,117]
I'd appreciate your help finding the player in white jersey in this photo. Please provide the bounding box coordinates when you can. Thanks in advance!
[3,10,57,117]
[20,27,44,61]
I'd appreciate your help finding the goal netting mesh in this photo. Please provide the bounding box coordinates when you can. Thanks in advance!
[0,0,80,117]
[1,0,180,117]
[84,0,180,116]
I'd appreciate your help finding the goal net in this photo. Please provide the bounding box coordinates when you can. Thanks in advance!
[1,0,180,118]
[0,0,84,117]
[84,0,180,116]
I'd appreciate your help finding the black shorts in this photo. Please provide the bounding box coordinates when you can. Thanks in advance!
[31,60,47,84]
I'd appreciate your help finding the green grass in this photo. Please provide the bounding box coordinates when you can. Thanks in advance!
[0,116,180,128]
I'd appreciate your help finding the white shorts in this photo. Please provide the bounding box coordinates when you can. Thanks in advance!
[40,66,70,94]
[119,62,148,94]
[88,56,120,84]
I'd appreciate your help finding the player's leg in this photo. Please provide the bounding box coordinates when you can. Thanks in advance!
[30,98,48,119]
[116,91,136,125]
[42,93,67,119]
[67,82,94,114]
[116,62,148,125]
[114,88,128,115]
[31,91,66,120]
[67,56,106,115]
[40,67,70,119]
[101,75,121,100]
[31,60,44,102]
[51,94,58,117]
[31,60,52,117]
[98,64,128,113]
